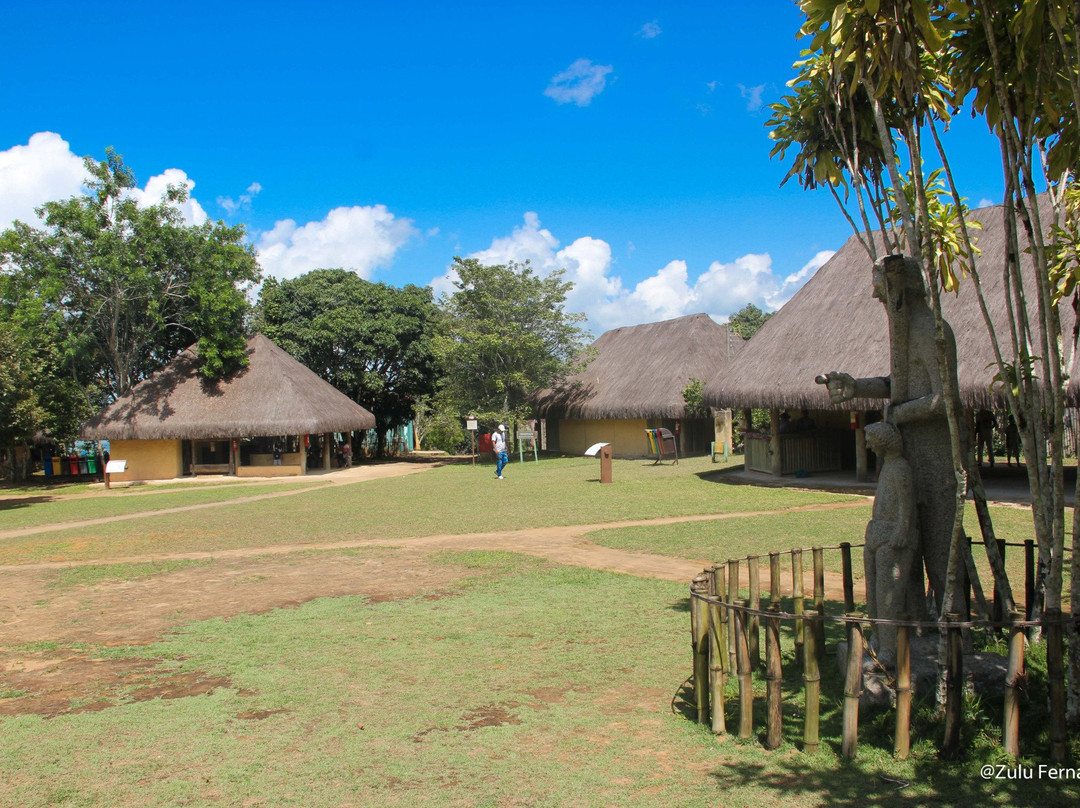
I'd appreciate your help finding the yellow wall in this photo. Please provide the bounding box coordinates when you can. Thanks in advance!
[555,419,653,457]
[107,439,183,482]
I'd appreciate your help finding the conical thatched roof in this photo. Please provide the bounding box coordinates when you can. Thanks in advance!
[80,334,376,440]
[535,313,744,419]
[704,201,1076,411]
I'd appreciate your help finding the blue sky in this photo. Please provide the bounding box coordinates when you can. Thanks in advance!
[0,1,1004,337]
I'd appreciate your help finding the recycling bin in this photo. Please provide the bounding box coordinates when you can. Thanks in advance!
[43,456,53,476]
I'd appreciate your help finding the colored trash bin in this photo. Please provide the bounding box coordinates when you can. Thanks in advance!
[68,457,79,475]
[52,457,62,475]
[43,456,53,476]
[78,458,89,474]
[87,455,98,474]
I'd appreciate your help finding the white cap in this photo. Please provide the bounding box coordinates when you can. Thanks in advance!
[498,424,506,432]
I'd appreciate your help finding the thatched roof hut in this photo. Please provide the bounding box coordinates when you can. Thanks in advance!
[535,313,743,419]
[81,334,376,440]
[704,202,1077,412]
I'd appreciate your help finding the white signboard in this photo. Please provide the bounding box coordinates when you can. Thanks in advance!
[517,430,535,440]
[105,459,127,473]
[584,442,610,457]
[466,418,478,431]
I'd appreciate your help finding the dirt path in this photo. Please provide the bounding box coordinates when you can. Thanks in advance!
[0,464,867,718]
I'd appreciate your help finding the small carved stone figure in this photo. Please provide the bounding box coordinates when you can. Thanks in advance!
[863,422,919,665]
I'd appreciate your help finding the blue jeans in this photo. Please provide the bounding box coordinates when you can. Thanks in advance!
[495,451,509,476]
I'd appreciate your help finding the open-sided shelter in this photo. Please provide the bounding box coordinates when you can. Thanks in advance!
[534,313,743,457]
[704,201,1077,479]
[80,334,376,483]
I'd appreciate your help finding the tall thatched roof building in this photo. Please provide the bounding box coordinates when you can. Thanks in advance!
[81,334,376,482]
[703,200,1076,477]
[534,313,743,457]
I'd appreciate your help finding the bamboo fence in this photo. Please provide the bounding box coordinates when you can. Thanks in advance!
[687,540,1075,761]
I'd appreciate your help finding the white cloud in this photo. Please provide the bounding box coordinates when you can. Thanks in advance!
[637,21,662,39]
[0,132,211,229]
[218,181,263,215]
[544,59,614,107]
[738,83,766,112]
[256,204,417,281]
[128,168,208,226]
[0,132,88,228]
[432,212,829,336]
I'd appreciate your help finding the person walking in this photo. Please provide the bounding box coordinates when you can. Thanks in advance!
[492,424,509,480]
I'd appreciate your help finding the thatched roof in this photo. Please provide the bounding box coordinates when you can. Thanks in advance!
[704,201,1077,411]
[80,334,376,440]
[534,313,744,419]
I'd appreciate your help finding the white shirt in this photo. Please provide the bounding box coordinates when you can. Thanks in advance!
[492,430,507,453]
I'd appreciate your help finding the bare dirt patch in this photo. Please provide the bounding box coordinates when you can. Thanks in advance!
[0,547,475,718]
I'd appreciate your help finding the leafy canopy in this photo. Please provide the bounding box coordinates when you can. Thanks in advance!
[434,257,591,423]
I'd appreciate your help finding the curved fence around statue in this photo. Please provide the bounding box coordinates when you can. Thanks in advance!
[687,542,1073,761]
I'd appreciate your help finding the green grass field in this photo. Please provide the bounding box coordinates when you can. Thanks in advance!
[0,457,1076,807]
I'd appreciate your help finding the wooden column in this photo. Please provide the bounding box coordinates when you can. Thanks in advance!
[300,435,307,474]
[769,409,783,477]
[854,411,869,481]
[323,432,332,470]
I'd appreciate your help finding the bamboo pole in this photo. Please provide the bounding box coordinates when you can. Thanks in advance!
[727,559,740,672]
[748,556,761,671]
[993,538,1006,626]
[803,610,821,753]
[691,574,711,726]
[942,613,963,760]
[813,547,826,652]
[765,608,783,750]
[894,624,911,760]
[708,565,727,735]
[734,604,754,740]
[792,549,805,661]
[1003,610,1024,760]
[840,542,855,612]
[1025,539,1035,620]
[842,616,863,759]
[1046,608,1068,761]
[769,551,781,610]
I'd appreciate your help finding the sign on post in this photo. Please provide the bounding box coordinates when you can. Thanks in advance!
[516,429,538,464]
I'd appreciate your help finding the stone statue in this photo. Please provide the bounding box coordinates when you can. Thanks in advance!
[818,254,964,616]
[863,422,919,664]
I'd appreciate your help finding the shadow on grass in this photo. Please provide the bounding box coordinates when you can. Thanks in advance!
[709,756,1079,807]
[0,496,54,511]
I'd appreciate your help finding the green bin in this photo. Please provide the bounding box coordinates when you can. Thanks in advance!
[87,456,98,474]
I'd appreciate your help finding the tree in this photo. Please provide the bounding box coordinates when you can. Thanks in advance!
[0,148,261,405]
[434,257,591,427]
[727,303,773,339]
[769,0,1080,718]
[253,269,439,456]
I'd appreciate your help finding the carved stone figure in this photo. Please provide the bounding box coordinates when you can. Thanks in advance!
[819,254,964,615]
[863,422,920,664]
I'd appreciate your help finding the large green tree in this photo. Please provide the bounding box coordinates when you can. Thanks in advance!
[0,148,261,406]
[253,269,439,455]
[434,257,591,426]
[727,303,773,340]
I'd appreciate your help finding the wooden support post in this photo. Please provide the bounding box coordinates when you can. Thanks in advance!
[840,542,855,613]
[1003,610,1024,760]
[691,574,711,726]
[1024,540,1035,620]
[708,565,726,735]
[764,609,783,750]
[842,616,863,759]
[942,613,964,760]
[727,559,740,672]
[993,538,1006,626]
[854,411,869,481]
[734,604,753,740]
[1046,608,1068,761]
[792,549,805,661]
[802,610,821,753]
[769,552,781,610]
[748,556,761,671]
[812,547,826,652]
[894,624,911,760]
[769,409,782,477]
